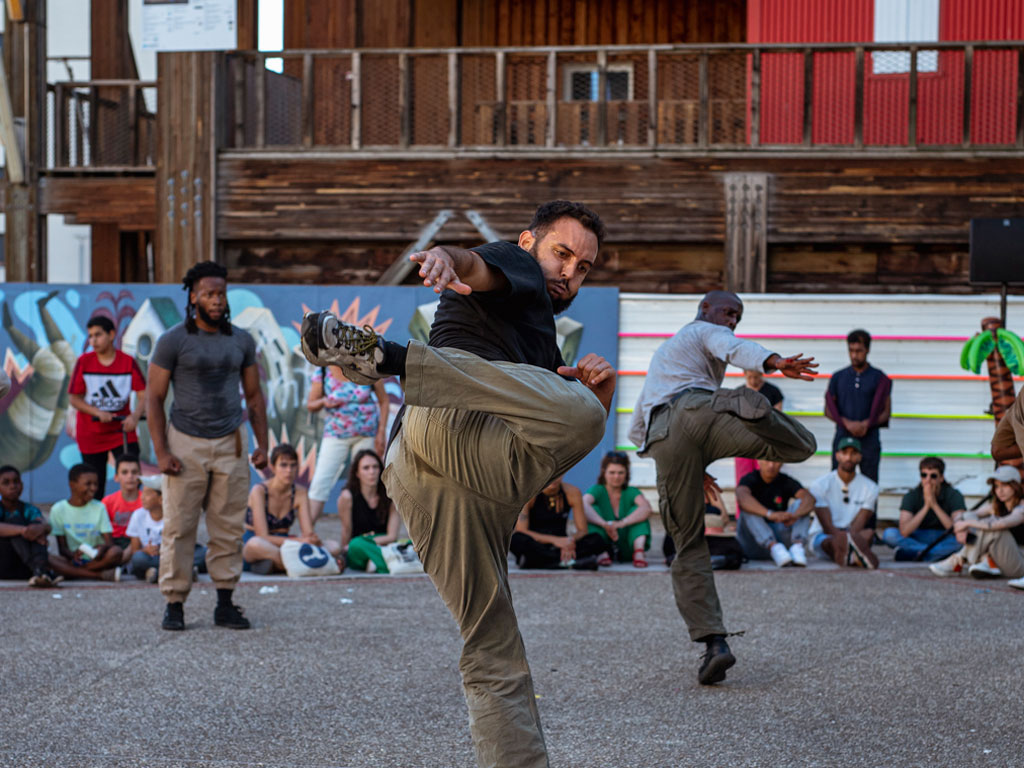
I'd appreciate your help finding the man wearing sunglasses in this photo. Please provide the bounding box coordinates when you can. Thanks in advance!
[629,290,818,686]
[881,456,965,562]
[808,436,880,568]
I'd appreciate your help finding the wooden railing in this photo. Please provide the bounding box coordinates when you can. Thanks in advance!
[47,80,157,170]
[224,41,1024,153]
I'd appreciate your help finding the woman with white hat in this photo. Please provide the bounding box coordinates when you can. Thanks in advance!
[929,464,1024,586]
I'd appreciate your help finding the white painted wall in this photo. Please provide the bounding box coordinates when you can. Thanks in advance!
[618,292,1020,520]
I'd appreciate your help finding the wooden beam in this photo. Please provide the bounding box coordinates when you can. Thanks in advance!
[723,172,768,293]
[236,0,258,50]
[376,209,454,285]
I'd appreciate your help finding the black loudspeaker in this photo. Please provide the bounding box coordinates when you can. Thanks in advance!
[969,218,1024,285]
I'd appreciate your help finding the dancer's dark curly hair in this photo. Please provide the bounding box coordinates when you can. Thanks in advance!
[182,261,232,335]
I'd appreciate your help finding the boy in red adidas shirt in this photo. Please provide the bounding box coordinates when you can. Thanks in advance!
[68,316,146,499]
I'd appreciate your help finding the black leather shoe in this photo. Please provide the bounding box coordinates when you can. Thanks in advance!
[697,636,736,685]
[162,602,185,631]
[571,555,600,571]
[214,602,251,630]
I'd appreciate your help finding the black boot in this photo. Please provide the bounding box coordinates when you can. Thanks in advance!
[697,635,736,685]
[214,600,251,630]
[162,602,185,631]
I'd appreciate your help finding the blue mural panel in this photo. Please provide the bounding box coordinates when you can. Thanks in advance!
[1,283,620,507]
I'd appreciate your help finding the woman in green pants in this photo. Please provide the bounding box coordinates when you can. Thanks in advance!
[337,449,399,573]
[583,450,654,567]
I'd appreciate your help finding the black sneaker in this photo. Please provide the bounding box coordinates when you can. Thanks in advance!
[162,602,185,631]
[571,555,600,571]
[214,602,251,630]
[697,636,736,685]
[300,311,384,385]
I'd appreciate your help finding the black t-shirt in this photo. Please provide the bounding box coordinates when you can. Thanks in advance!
[736,381,783,407]
[899,484,966,531]
[428,241,564,372]
[738,470,803,512]
[527,488,570,537]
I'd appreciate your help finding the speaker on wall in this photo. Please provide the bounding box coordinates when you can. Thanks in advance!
[969,218,1024,285]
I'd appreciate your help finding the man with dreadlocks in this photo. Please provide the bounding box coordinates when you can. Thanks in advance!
[147,261,269,631]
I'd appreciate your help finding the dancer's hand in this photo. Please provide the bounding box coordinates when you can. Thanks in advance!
[409,247,473,295]
[158,451,183,476]
[770,353,818,381]
[557,353,616,414]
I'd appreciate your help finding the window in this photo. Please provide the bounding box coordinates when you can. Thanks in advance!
[564,64,633,101]
[873,0,940,74]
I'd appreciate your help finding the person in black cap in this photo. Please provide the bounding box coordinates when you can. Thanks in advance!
[807,436,880,568]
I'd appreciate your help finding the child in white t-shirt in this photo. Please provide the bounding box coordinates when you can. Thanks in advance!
[126,476,206,583]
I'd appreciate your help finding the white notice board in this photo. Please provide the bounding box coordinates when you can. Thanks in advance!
[142,0,237,51]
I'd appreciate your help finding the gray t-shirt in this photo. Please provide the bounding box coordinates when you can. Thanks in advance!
[151,322,256,439]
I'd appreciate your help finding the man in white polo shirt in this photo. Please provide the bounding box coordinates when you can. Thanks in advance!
[809,436,880,568]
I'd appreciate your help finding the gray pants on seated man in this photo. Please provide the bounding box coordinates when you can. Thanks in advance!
[737,502,811,560]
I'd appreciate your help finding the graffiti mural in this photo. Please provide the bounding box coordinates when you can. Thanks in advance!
[0,283,620,507]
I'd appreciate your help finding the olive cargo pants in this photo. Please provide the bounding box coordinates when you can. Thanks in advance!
[383,342,606,768]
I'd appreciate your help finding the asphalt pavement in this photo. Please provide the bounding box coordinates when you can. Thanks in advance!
[2,547,1022,768]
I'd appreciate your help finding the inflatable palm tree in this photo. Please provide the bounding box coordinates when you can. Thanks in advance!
[960,316,1024,424]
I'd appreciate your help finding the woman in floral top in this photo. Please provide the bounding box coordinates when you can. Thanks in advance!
[306,364,389,522]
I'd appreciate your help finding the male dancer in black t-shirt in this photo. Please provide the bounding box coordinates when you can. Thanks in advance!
[302,201,613,768]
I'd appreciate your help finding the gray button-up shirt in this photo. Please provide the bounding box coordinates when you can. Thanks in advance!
[629,320,775,450]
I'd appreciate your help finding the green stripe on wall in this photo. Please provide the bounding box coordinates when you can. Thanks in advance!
[613,446,992,459]
[615,408,991,421]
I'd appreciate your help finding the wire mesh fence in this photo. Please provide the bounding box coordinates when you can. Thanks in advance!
[43,43,1024,169]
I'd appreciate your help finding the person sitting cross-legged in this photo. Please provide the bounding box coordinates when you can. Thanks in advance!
[882,456,965,562]
[735,460,815,567]
[510,476,606,570]
[242,444,341,574]
[583,450,654,568]
[808,437,880,569]
[930,465,1024,582]
[338,450,400,573]
[0,465,61,587]
[48,464,124,581]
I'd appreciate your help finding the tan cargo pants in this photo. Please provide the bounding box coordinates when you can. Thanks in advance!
[160,423,251,603]
[383,342,606,768]
[643,388,817,641]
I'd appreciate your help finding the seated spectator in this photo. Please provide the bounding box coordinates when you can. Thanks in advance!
[48,464,124,581]
[735,460,815,567]
[102,455,144,564]
[930,465,1024,582]
[882,457,965,562]
[664,485,741,569]
[243,444,341,574]
[583,451,653,568]
[808,437,880,569]
[126,475,207,583]
[510,476,605,570]
[338,450,399,573]
[0,465,61,587]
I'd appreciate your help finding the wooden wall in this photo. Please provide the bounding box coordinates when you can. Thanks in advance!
[282,0,745,48]
[215,154,1023,293]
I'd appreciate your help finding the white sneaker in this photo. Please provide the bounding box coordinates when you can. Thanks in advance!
[1008,576,1024,590]
[789,542,807,567]
[968,556,1002,579]
[770,542,793,567]
[929,552,965,578]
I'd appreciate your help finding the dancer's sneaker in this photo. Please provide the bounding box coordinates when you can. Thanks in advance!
[769,542,793,568]
[301,311,384,385]
[697,636,736,685]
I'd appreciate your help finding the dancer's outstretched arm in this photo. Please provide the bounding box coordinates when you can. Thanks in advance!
[409,246,508,295]
[766,353,818,381]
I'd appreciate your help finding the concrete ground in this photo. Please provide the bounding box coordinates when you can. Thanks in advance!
[2,525,1023,768]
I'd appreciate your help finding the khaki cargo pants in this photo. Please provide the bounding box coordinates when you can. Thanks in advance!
[159,423,251,603]
[383,342,606,768]
[643,388,817,641]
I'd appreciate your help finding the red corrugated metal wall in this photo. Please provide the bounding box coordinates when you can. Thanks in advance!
[748,0,1024,145]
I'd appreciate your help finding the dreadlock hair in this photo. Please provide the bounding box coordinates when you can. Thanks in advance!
[182,261,232,335]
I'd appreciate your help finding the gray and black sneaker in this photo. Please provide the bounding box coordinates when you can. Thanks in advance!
[301,311,385,385]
